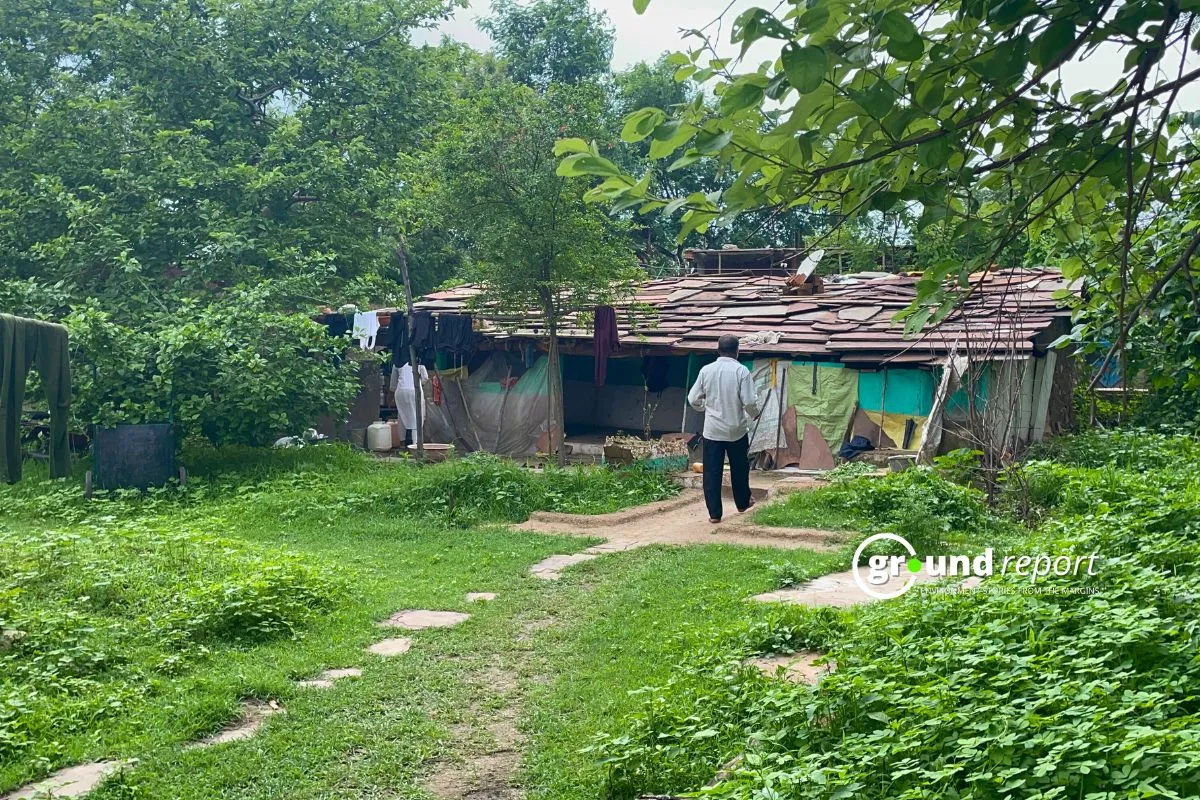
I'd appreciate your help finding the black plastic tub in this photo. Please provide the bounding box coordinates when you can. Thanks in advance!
[92,423,177,490]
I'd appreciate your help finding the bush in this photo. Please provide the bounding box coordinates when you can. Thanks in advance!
[381,453,681,524]
[65,289,359,447]
[1026,428,1200,470]
[755,467,1006,554]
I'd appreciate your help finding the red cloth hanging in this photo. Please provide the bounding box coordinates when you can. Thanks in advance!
[593,305,619,386]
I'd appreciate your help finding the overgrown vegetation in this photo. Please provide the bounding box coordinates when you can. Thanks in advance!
[754,466,1011,553]
[0,519,340,782]
[0,445,682,794]
[1,448,679,532]
[65,294,360,445]
[234,451,681,526]
[585,432,1200,799]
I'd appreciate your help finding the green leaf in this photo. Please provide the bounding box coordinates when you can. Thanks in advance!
[668,150,703,171]
[648,122,697,159]
[916,136,953,169]
[879,10,918,42]
[694,128,733,155]
[621,107,667,143]
[781,43,827,93]
[556,153,624,178]
[552,138,591,156]
[797,6,831,31]
[719,78,765,114]
[1034,18,1076,68]
[886,34,925,61]
[732,8,791,50]
[854,79,895,118]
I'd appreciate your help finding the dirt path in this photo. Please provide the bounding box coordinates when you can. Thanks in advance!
[423,657,524,800]
[516,488,848,554]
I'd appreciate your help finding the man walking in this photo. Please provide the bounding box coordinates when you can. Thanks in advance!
[687,335,760,523]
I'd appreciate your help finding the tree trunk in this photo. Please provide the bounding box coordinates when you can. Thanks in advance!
[396,237,424,462]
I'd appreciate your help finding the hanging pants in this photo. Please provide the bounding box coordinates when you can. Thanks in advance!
[702,434,751,520]
[0,314,72,483]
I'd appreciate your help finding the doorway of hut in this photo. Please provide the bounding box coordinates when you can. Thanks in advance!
[559,353,703,462]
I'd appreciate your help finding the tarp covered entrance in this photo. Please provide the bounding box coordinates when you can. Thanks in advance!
[424,353,550,457]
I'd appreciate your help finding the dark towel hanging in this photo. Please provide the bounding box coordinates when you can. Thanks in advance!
[435,313,475,360]
[642,356,670,393]
[389,311,408,367]
[1,314,72,482]
[410,311,436,365]
[324,314,349,339]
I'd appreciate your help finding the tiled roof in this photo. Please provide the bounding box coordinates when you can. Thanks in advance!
[407,267,1074,365]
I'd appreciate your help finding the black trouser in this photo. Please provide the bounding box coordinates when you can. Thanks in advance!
[702,434,751,520]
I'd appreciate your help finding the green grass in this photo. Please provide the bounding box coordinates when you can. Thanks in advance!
[0,445,834,798]
[522,546,838,800]
[752,468,1020,556]
[752,487,868,531]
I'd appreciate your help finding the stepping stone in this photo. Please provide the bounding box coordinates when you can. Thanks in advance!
[296,667,363,689]
[3,760,130,800]
[746,650,834,684]
[193,700,283,748]
[466,592,497,602]
[529,552,598,581]
[368,637,413,656]
[751,567,937,606]
[379,610,470,630]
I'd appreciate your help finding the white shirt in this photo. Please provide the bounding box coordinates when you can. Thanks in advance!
[688,356,761,441]
[352,311,379,349]
[393,362,428,392]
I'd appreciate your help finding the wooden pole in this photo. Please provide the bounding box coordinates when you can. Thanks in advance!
[396,236,424,462]
[547,316,565,467]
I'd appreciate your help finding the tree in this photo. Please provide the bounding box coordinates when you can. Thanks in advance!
[609,56,833,272]
[428,79,640,464]
[479,0,615,88]
[0,0,461,323]
[0,0,473,441]
[560,0,1200,381]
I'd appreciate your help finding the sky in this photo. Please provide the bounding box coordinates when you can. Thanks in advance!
[416,0,1200,108]
[418,0,759,68]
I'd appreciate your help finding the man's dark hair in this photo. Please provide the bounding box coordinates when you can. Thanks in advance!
[717,334,739,358]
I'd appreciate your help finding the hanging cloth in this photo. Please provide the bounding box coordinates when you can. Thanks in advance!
[593,305,619,386]
[352,311,379,350]
[0,314,72,482]
[786,362,859,450]
[324,314,349,339]
[641,356,670,393]
[410,311,436,365]
[389,312,409,367]
[435,313,475,360]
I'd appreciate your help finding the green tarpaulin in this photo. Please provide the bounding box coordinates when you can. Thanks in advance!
[787,361,859,449]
